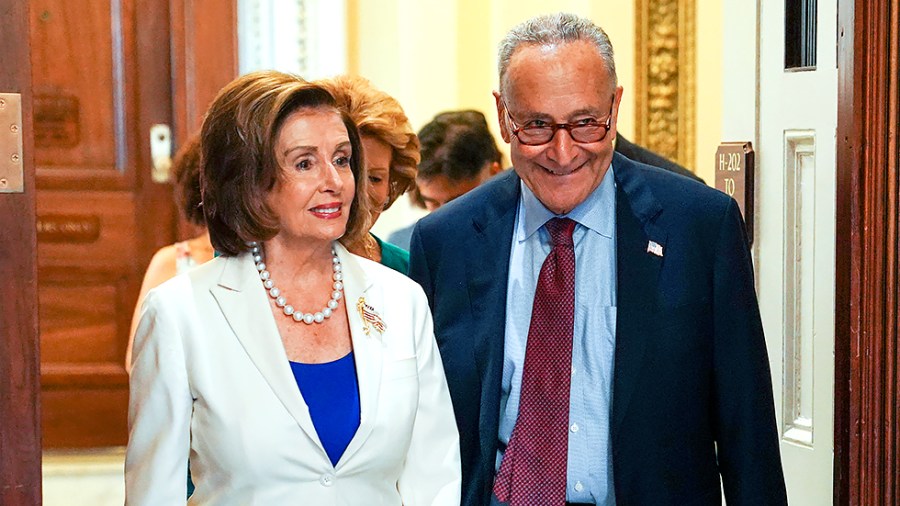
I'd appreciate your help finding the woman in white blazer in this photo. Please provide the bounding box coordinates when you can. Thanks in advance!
[126,71,461,505]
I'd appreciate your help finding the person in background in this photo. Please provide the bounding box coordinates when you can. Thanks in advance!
[125,133,214,373]
[126,70,460,504]
[615,134,704,183]
[416,110,503,211]
[409,13,786,505]
[387,110,503,250]
[318,75,419,274]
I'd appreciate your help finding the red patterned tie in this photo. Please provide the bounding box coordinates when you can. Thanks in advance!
[493,217,576,506]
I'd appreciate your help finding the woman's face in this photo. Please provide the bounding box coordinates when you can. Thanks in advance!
[361,135,392,225]
[267,107,356,246]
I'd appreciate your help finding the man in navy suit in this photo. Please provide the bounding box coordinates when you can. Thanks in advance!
[408,12,787,506]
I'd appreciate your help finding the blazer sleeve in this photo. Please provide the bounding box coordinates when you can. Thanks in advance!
[396,286,462,505]
[407,224,435,306]
[711,199,788,504]
[125,288,193,505]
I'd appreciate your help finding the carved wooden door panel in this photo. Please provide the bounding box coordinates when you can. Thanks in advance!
[32,0,177,448]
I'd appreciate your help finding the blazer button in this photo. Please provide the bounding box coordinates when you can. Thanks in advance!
[320,473,334,487]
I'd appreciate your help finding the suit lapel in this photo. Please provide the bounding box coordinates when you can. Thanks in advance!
[209,254,322,448]
[611,153,667,438]
[467,171,520,474]
[331,243,382,469]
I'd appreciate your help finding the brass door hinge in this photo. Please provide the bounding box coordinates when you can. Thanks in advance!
[0,93,24,193]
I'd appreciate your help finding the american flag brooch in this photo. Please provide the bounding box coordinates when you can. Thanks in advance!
[357,297,386,335]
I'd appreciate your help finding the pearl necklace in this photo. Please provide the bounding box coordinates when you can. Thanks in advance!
[247,241,344,325]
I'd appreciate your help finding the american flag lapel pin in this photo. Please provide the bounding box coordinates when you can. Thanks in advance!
[357,297,386,335]
[647,240,664,257]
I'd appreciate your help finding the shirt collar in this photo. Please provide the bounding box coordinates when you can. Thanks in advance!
[518,163,616,241]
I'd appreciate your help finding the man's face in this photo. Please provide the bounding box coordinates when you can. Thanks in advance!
[417,161,500,211]
[495,40,623,215]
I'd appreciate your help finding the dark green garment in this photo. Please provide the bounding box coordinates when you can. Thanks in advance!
[374,234,410,275]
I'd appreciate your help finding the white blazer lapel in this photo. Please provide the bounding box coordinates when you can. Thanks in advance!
[332,243,384,468]
[208,253,323,449]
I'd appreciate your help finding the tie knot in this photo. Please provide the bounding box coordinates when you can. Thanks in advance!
[545,218,576,247]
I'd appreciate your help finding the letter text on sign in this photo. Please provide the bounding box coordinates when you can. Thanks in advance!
[715,142,755,244]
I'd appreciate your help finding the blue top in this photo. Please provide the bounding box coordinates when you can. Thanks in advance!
[289,352,361,467]
[500,165,618,504]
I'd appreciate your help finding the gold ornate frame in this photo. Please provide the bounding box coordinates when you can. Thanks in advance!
[635,0,696,168]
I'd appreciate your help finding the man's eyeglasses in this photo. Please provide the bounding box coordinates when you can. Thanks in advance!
[501,97,614,146]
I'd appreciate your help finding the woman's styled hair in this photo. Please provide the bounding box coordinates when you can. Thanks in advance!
[318,75,419,211]
[200,70,371,256]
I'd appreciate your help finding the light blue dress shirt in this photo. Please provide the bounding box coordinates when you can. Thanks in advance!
[499,165,617,505]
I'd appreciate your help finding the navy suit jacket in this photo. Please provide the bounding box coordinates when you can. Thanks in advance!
[408,153,787,505]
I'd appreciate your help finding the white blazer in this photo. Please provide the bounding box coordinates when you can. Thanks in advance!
[125,243,461,505]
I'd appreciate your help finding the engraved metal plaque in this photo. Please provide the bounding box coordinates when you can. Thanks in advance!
[0,93,25,193]
[34,93,80,148]
[36,215,102,243]
[715,141,755,243]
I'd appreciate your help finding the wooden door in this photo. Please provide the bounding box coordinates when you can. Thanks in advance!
[32,0,236,448]
[722,0,838,502]
[756,0,838,503]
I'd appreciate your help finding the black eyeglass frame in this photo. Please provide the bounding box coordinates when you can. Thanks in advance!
[501,96,615,146]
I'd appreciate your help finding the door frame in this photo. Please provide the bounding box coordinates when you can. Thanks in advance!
[0,0,41,503]
[835,0,900,503]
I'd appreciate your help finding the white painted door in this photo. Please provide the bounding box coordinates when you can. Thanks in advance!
[722,0,836,504]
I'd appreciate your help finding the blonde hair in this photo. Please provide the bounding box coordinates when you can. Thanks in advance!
[318,75,419,210]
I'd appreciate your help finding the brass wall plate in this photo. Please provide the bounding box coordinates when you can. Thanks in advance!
[715,141,755,244]
[0,93,24,193]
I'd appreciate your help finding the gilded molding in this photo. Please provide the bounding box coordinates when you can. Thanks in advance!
[635,0,696,168]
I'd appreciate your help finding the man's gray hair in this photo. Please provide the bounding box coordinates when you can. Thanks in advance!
[498,12,617,92]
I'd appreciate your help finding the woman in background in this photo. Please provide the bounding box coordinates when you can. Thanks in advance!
[126,71,460,505]
[319,75,418,274]
[126,133,214,373]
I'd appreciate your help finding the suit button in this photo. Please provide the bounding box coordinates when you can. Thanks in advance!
[320,473,334,487]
